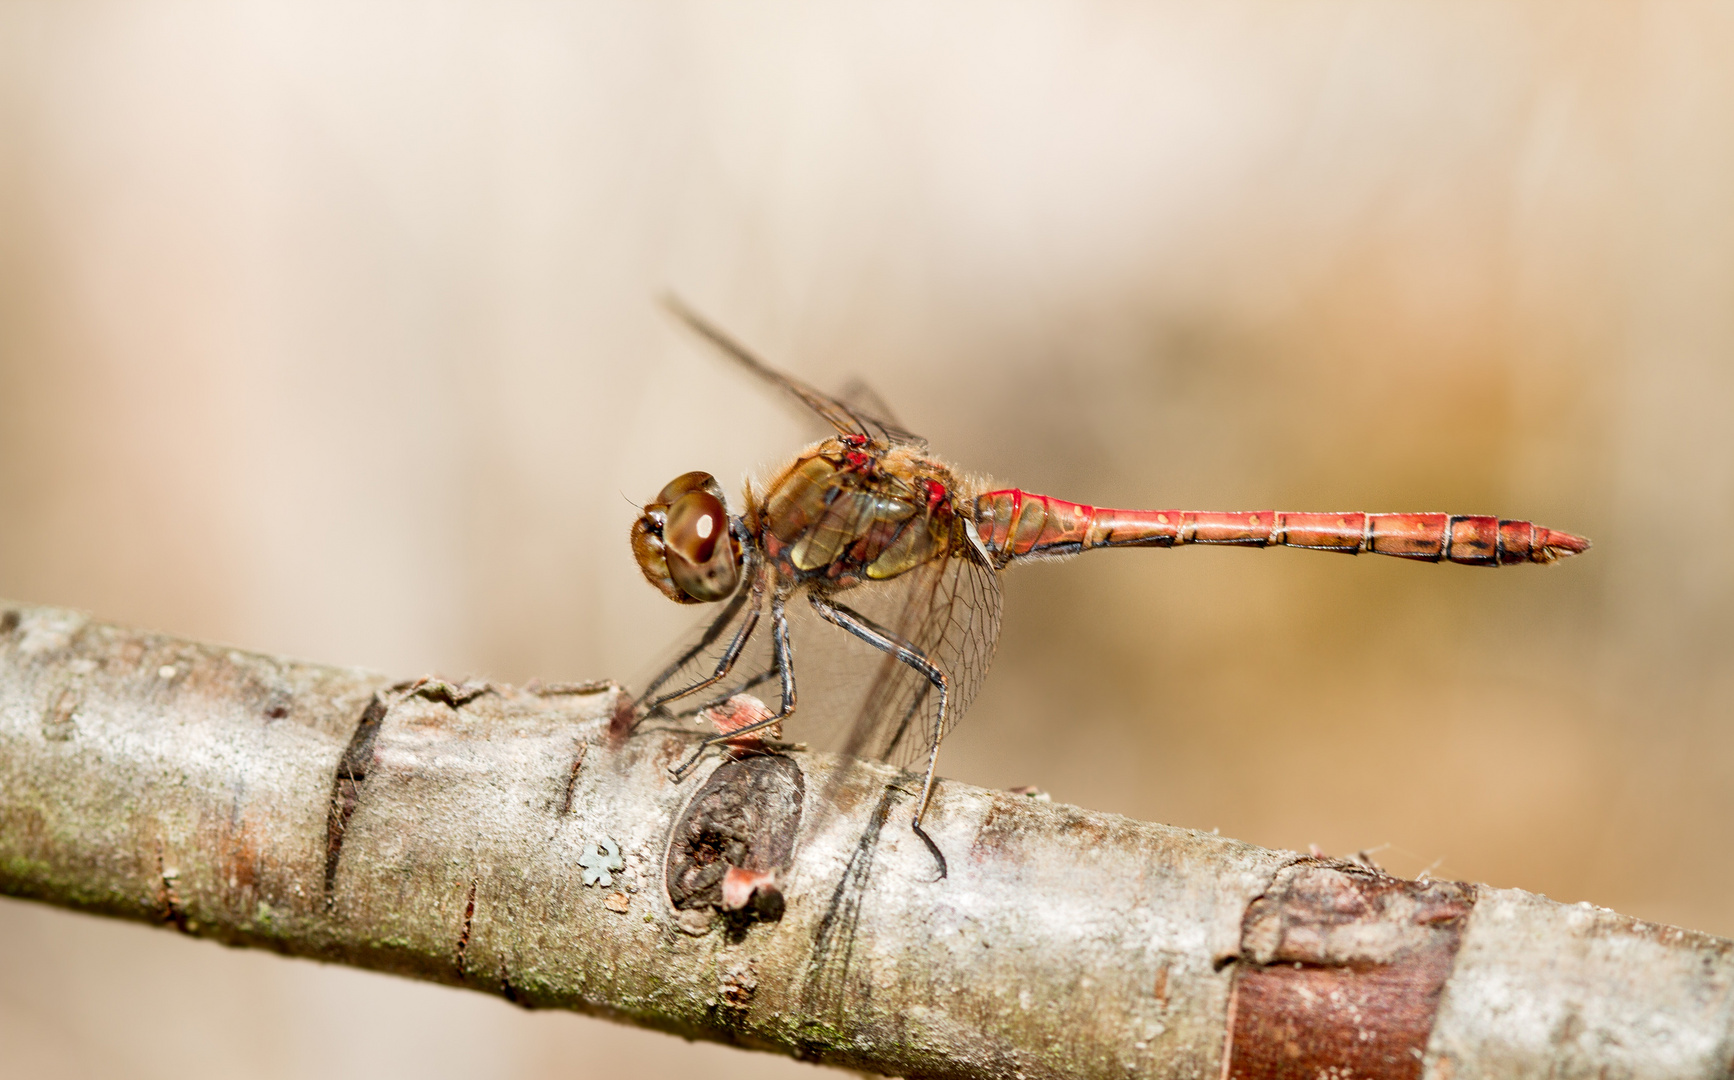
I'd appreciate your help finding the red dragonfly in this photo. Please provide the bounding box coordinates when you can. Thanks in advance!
[630,299,1588,874]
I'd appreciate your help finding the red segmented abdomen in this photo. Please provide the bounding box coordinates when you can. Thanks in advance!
[972,490,1589,567]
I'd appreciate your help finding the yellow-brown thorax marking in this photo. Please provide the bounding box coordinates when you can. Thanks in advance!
[753,439,962,587]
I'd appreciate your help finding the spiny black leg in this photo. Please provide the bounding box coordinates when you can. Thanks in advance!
[809,593,950,880]
[669,593,796,780]
[642,577,767,716]
[675,662,781,719]
[637,576,754,706]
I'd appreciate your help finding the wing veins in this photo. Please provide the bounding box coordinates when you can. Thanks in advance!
[660,295,926,448]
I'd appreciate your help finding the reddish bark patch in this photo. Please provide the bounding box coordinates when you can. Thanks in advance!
[216,814,264,893]
[1224,862,1472,1080]
[559,740,588,816]
[971,795,1101,863]
[608,690,637,742]
[969,793,1024,860]
[700,693,781,752]
[719,959,759,1009]
[720,865,783,921]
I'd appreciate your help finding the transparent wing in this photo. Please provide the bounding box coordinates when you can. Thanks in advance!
[835,376,925,449]
[825,522,1004,769]
[661,295,927,450]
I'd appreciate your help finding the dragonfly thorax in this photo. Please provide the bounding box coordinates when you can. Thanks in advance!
[755,439,963,587]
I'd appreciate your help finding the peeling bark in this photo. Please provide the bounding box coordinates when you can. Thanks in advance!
[1227,864,1472,1077]
[0,601,1730,1079]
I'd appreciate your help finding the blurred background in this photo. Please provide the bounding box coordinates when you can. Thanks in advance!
[2,2,1731,1077]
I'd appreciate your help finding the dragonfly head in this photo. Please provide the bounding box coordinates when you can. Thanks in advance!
[632,471,743,604]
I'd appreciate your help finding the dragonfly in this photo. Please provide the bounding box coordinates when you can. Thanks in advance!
[630,298,1589,875]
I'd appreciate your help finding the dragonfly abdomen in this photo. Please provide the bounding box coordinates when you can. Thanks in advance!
[973,489,1588,566]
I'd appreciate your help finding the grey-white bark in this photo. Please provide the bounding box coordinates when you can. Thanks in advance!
[0,600,1729,1079]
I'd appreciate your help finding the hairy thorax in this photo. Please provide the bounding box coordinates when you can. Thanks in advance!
[750,438,968,588]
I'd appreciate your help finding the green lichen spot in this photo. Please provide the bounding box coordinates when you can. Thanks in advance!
[0,855,54,883]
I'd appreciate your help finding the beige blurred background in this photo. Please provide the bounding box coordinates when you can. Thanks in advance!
[2,2,1731,1076]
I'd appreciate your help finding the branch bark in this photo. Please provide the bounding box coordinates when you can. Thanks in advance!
[0,600,1729,1079]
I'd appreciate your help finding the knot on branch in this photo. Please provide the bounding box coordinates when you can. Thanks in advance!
[665,755,803,934]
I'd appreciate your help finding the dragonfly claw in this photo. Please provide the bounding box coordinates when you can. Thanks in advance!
[911,821,948,881]
[669,750,704,782]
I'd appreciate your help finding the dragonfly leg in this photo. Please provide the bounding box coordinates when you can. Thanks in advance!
[641,577,767,716]
[809,594,950,879]
[674,662,782,719]
[636,548,763,712]
[669,593,796,781]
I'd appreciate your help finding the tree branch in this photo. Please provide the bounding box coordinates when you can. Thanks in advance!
[0,601,1729,1078]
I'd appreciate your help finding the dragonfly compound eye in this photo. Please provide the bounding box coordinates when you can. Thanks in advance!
[665,489,740,602]
[631,472,741,605]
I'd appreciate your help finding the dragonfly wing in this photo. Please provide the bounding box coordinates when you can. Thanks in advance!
[836,376,929,450]
[661,295,926,449]
[826,521,1004,769]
